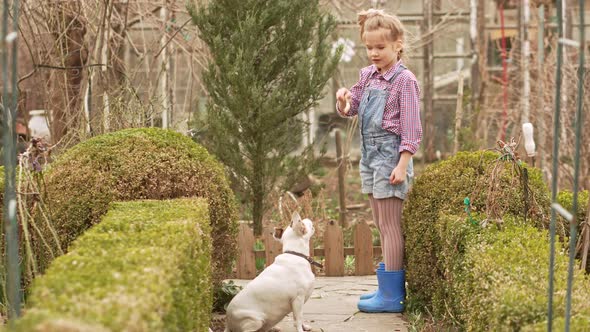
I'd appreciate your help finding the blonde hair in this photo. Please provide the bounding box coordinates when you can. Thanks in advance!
[358,9,405,60]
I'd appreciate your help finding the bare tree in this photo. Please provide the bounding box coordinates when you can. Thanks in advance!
[477,2,588,190]
[16,0,210,149]
[47,1,89,144]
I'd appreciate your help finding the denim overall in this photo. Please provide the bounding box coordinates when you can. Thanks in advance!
[359,64,414,200]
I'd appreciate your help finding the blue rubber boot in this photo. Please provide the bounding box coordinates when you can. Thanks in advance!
[357,270,405,313]
[359,262,385,300]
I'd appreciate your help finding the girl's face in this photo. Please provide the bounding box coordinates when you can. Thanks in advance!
[363,28,400,73]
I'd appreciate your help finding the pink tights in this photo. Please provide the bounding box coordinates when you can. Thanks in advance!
[368,194,404,271]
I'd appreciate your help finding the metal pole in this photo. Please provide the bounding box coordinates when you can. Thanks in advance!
[159,0,169,129]
[522,0,530,124]
[469,0,478,111]
[547,0,564,329]
[561,0,569,146]
[537,5,545,177]
[564,0,585,329]
[2,0,22,321]
[422,0,434,161]
[499,3,509,141]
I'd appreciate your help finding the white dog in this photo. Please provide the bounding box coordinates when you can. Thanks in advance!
[225,212,320,332]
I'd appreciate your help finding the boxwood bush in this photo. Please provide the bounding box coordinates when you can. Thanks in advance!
[524,316,590,331]
[39,128,237,286]
[557,190,589,272]
[557,190,589,223]
[404,151,552,307]
[9,198,212,331]
[435,214,590,331]
[0,166,4,317]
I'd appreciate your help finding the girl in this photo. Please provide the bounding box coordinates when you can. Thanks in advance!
[335,9,422,313]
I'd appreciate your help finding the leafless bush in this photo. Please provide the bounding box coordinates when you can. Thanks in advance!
[476,7,589,191]
[17,0,209,150]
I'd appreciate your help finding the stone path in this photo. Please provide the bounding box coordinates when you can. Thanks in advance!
[229,276,408,332]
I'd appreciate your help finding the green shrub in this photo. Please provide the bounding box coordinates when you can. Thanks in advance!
[524,316,590,332]
[0,166,4,316]
[11,199,212,331]
[404,151,552,307]
[557,190,589,225]
[0,166,23,316]
[40,128,237,286]
[430,213,481,323]
[435,214,590,331]
[557,190,589,272]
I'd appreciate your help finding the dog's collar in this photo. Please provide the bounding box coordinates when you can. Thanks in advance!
[284,251,323,268]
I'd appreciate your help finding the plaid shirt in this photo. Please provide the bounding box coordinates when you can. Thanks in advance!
[338,61,423,154]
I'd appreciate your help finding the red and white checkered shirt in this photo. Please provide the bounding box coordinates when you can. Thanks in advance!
[338,61,423,154]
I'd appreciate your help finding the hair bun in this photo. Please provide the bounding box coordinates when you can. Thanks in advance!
[358,9,385,27]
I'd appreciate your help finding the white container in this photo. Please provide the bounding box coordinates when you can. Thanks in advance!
[28,110,51,140]
[522,122,536,157]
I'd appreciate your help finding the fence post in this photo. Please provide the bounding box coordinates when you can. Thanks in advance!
[309,237,317,275]
[354,221,374,275]
[236,224,256,279]
[335,130,348,228]
[324,220,344,276]
[263,226,282,267]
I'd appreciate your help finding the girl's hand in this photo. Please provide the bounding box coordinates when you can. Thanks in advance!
[336,88,352,114]
[389,165,406,185]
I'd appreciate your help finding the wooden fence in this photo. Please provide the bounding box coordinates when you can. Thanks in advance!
[235,220,382,279]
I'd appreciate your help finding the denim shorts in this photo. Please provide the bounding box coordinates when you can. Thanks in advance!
[359,134,413,200]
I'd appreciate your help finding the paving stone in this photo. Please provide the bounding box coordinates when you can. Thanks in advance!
[226,276,407,332]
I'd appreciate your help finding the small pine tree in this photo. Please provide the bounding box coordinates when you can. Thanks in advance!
[189,0,341,235]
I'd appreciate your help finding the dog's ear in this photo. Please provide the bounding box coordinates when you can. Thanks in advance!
[290,211,302,226]
[291,211,307,236]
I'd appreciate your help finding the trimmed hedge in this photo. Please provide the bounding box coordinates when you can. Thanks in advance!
[558,189,589,225]
[39,128,237,286]
[10,199,212,331]
[0,166,4,316]
[435,214,590,331]
[558,190,589,272]
[430,212,481,322]
[404,151,552,307]
[524,316,590,331]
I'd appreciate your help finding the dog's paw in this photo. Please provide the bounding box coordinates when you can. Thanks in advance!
[302,323,312,331]
[268,327,282,332]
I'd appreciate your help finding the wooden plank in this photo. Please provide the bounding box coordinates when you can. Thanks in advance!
[324,220,344,276]
[263,227,282,267]
[335,130,347,228]
[236,224,256,279]
[343,203,366,210]
[309,237,317,275]
[354,221,374,276]
[372,246,382,257]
